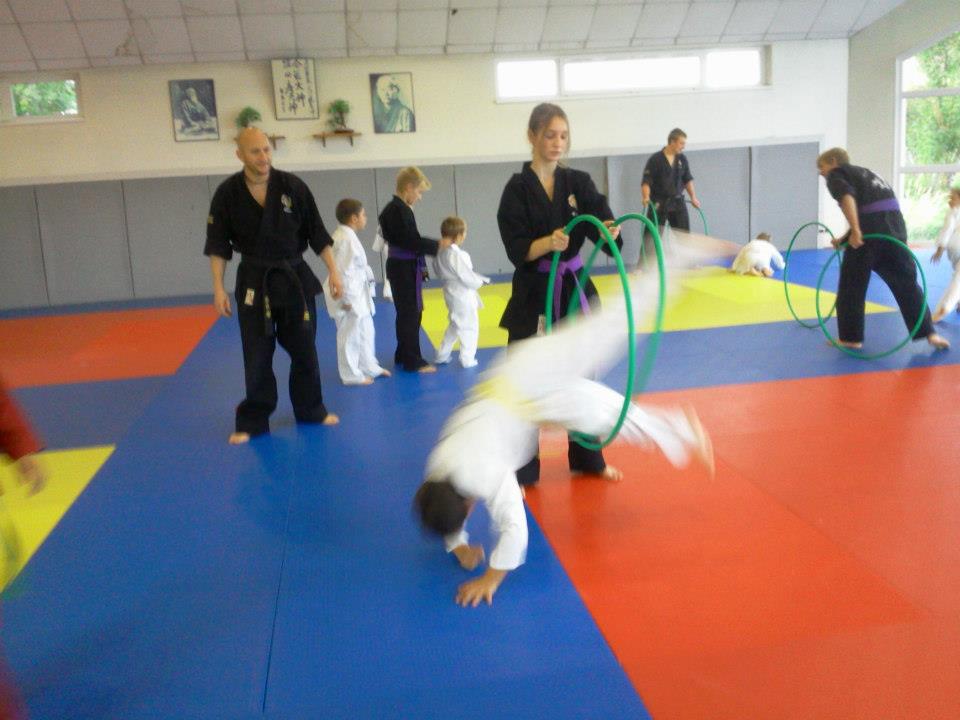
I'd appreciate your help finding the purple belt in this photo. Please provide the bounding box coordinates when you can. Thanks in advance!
[388,246,426,311]
[536,254,590,321]
[859,198,900,214]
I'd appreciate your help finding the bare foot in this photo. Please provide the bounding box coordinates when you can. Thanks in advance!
[762,268,774,277]
[747,268,762,277]
[683,406,715,478]
[418,365,437,374]
[928,333,950,350]
[322,413,340,426]
[229,432,250,445]
[377,369,392,378]
[831,339,863,349]
[932,310,946,323]
[601,465,623,482]
[359,377,374,385]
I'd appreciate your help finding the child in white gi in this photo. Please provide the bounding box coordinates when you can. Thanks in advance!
[323,199,391,385]
[730,232,785,277]
[930,183,960,323]
[431,217,490,369]
[413,235,731,608]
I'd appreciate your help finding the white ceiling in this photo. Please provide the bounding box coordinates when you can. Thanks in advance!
[0,0,907,72]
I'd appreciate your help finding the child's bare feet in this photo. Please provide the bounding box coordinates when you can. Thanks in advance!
[932,309,946,323]
[322,413,340,425]
[377,369,392,378]
[762,267,774,277]
[229,432,250,445]
[600,465,623,482]
[418,365,437,374]
[928,333,950,350]
[347,377,374,386]
[832,339,863,349]
[683,406,714,477]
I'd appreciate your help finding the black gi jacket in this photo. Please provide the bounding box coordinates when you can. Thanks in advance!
[378,195,440,256]
[642,150,693,209]
[825,164,907,240]
[497,162,621,338]
[204,169,333,307]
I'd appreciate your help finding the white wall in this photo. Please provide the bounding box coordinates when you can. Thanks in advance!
[0,41,847,188]
[849,0,960,182]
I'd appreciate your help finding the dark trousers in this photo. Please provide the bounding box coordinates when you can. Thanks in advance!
[642,199,690,261]
[508,327,606,486]
[235,293,327,436]
[836,238,934,344]
[386,258,428,371]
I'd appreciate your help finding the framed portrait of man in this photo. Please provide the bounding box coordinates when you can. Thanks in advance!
[369,72,416,134]
[272,58,319,120]
[169,79,219,142]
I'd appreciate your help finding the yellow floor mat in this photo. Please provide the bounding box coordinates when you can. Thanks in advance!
[1,445,113,590]
[421,268,892,350]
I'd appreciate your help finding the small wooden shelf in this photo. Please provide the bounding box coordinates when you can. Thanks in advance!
[313,131,362,147]
[267,134,285,149]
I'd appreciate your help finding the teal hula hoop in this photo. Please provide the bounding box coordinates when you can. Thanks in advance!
[784,221,839,329]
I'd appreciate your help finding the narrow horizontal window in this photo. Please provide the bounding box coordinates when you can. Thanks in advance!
[496,60,557,100]
[704,50,762,89]
[11,79,79,118]
[562,56,701,93]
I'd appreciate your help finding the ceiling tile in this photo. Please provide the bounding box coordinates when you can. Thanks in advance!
[21,21,86,58]
[37,57,88,69]
[398,9,446,46]
[89,55,142,66]
[852,0,905,33]
[495,7,546,44]
[810,0,868,35]
[66,0,126,20]
[193,50,246,61]
[346,0,397,9]
[398,0,448,8]
[767,0,820,35]
[539,40,584,50]
[143,53,196,64]
[346,46,395,56]
[498,0,547,6]
[678,1,734,37]
[313,47,347,57]
[634,2,687,40]
[588,4,642,41]
[125,0,182,18]
[764,31,806,41]
[493,42,538,52]
[723,0,778,35]
[0,24,30,61]
[445,43,493,53]
[241,13,296,51]
[186,15,244,52]
[76,19,135,57]
[446,0,496,7]
[182,0,239,16]
[346,10,396,49]
[132,17,192,55]
[676,34,719,45]
[720,33,764,43]
[585,39,632,49]
[246,48,297,59]
[398,45,443,54]
[0,0,13,23]
[446,7,495,44]
[294,13,346,50]
[8,0,70,22]
[541,6,594,42]
[0,60,38,71]
[238,0,292,13]
[292,0,342,11]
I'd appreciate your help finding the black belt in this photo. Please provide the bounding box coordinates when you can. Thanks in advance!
[240,255,310,336]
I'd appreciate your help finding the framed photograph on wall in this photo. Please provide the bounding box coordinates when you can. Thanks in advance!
[169,79,219,142]
[272,59,319,120]
[370,72,416,134]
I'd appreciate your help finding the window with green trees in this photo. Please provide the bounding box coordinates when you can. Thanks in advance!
[10,79,79,119]
[898,29,960,241]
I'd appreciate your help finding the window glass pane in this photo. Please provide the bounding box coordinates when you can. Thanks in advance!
[903,95,960,165]
[11,80,78,117]
[563,56,700,93]
[901,30,960,91]
[496,60,557,99]
[901,173,956,242]
[704,50,761,88]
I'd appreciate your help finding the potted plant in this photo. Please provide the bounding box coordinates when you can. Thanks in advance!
[235,106,262,129]
[327,99,352,133]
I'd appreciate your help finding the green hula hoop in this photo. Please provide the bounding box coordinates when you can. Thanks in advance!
[784,221,839,329]
[815,233,929,360]
[639,203,659,268]
[544,212,666,450]
[685,199,709,236]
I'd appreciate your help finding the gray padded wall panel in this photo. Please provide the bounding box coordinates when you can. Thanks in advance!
[124,176,212,298]
[36,181,133,305]
[750,143,819,249]
[682,147,750,243]
[0,186,48,309]
[452,161,517,275]
[299,169,381,283]
[606,154,646,266]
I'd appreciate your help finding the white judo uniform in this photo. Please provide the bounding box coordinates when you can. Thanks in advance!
[424,244,713,572]
[933,206,960,319]
[731,238,785,276]
[322,224,387,384]
[430,244,490,368]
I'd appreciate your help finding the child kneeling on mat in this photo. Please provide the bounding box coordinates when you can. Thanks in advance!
[730,232,784,277]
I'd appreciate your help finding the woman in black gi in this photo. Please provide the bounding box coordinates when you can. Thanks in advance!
[817,147,949,351]
[496,103,623,485]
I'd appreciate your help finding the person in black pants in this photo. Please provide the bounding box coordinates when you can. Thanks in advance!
[205,127,344,444]
[379,166,451,372]
[641,128,701,257]
[497,102,623,486]
[817,146,949,351]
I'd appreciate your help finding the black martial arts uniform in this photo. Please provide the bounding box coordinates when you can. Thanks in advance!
[497,162,623,485]
[379,195,441,371]
[642,150,693,254]
[825,164,934,344]
[205,169,334,436]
